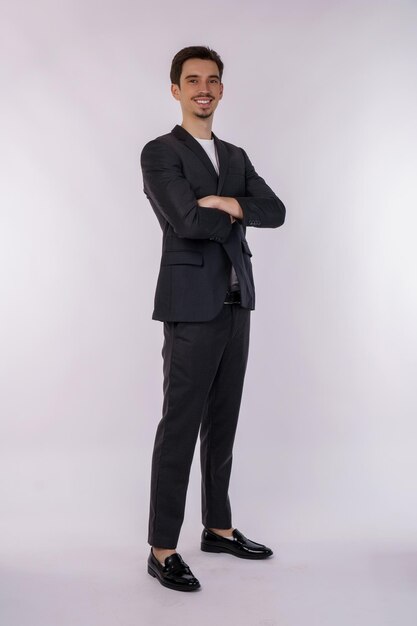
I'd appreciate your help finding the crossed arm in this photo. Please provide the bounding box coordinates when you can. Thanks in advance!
[197,195,243,223]
[140,139,285,242]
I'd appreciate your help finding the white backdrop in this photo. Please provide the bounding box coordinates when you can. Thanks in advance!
[1,0,417,623]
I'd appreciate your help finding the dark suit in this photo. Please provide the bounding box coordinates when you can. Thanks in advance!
[141,124,285,322]
[140,124,285,548]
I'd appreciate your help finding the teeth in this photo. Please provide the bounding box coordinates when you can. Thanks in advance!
[195,100,210,103]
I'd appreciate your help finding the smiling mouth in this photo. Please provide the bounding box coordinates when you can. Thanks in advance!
[194,99,212,106]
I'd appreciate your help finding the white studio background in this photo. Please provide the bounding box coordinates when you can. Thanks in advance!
[1,0,417,624]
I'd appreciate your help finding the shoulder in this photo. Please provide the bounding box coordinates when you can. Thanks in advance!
[140,134,180,164]
[217,136,245,154]
[141,132,173,152]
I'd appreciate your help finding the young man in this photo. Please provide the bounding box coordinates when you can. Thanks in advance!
[140,46,286,592]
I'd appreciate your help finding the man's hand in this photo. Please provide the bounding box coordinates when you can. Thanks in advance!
[197,195,243,220]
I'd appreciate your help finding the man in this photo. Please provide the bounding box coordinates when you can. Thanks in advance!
[140,46,285,592]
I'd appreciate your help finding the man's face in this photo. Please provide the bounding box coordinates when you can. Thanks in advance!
[171,58,223,120]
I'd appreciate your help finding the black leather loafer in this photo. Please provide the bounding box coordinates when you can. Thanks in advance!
[201,528,273,559]
[147,549,201,591]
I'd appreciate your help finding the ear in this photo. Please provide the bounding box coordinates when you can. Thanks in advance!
[171,83,180,101]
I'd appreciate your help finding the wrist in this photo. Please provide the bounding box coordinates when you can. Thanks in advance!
[227,197,243,219]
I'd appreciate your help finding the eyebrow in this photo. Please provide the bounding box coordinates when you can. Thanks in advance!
[184,74,220,80]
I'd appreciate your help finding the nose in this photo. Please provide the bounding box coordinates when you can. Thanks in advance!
[201,80,214,93]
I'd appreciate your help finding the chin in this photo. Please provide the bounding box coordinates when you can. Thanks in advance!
[195,112,213,119]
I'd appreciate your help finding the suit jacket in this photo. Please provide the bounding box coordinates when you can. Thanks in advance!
[140,124,285,322]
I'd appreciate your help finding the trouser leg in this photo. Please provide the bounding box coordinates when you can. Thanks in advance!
[200,305,251,529]
[148,306,232,549]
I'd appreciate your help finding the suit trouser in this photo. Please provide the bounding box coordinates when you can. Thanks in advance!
[148,303,251,548]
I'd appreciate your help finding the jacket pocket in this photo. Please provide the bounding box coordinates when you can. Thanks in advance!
[241,239,253,256]
[161,250,204,266]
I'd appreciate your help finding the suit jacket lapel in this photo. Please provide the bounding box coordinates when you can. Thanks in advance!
[171,124,229,196]
[212,132,229,197]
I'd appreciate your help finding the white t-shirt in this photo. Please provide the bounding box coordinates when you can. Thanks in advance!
[193,136,240,292]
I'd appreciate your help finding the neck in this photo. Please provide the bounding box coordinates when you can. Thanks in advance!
[180,116,213,140]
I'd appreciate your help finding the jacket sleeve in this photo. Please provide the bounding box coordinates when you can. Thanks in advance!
[140,139,233,242]
[235,148,286,228]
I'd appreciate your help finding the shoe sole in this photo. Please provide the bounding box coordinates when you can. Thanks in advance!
[147,565,201,591]
[201,542,273,559]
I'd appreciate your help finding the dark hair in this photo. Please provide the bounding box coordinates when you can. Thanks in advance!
[170,46,224,86]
